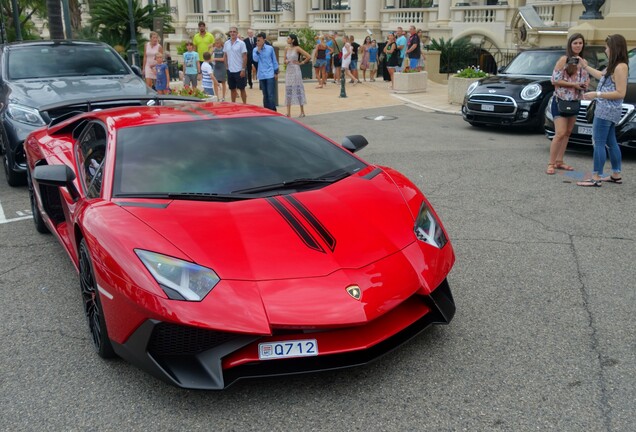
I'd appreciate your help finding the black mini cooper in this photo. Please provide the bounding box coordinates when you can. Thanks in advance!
[461,46,606,131]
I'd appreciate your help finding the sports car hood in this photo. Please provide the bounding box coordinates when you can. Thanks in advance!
[9,75,154,108]
[122,173,418,280]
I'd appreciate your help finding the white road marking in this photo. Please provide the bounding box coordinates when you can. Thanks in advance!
[0,199,33,224]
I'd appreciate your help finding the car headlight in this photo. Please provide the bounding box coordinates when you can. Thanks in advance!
[135,250,220,301]
[466,81,480,96]
[414,202,447,249]
[6,103,46,126]
[520,83,542,101]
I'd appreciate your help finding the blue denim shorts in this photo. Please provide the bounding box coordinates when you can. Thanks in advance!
[349,60,358,70]
[314,58,327,68]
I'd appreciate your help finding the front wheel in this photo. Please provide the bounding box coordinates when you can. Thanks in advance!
[1,129,26,187]
[79,239,116,359]
[27,171,49,234]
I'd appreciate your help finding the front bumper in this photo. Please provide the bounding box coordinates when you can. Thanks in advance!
[1,116,38,173]
[462,94,540,127]
[544,101,636,148]
[111,279,455,390]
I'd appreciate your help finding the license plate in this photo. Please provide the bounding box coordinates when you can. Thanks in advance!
[482,104,495,112]
[578,126,593,135]
[258,339,318,360]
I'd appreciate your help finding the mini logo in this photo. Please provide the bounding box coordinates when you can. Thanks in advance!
[488,89,496,93]
[346,285,361,300]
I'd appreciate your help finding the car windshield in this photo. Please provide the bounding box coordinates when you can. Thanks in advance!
[8,45,130,80]
[112,116,367,197]
[629,49,636,82]
[503,51,563,76]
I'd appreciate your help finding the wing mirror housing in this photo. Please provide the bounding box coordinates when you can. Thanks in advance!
[33,165,80,202]
[130,64,143,78]
[341,135,368,153]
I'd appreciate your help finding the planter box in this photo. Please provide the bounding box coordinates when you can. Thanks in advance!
[393,71,428,94]
[300,62,313,79]
[448,76,480,104]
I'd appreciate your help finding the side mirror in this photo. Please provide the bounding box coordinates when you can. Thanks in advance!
[497,66,506,74]
[33,165,80,202]
[341,135,368,153]
[130,64,143,78]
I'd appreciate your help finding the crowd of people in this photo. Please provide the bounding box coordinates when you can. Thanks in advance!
[142,24,628,188]
[140,23,429,116]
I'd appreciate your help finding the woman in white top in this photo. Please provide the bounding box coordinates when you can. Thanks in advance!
[143,31,163,88]
[341,36,356,85]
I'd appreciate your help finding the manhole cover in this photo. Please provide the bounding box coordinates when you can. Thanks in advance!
[364,115,398,121]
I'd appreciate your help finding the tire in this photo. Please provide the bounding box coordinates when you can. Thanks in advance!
[536,93,553,133]
[0,129,26,187]
[79,238,116,359]
[27,171,49,234]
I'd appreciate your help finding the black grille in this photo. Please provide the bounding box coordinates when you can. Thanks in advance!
[576,104,633,124]
[467,94,516,114]
[468,95,513,103]
[148,323,240,356]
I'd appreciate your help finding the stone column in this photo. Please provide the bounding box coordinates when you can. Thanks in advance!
[294,0,308,27]
[350,0,364,26]
[177,0,188,23]
[365,0,381,28]
[237,0,250,28]
[437,0,451,26]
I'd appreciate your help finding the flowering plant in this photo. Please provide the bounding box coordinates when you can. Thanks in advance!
[455,66,488,78]
[174,87,209,99]
[402,66,423,73]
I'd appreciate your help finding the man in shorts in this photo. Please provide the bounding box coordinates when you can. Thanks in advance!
[223,25,248,103]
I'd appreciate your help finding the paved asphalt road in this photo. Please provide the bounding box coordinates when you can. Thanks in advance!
[1,106,634,431]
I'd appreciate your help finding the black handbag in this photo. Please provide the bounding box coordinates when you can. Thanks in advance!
[557,98,581,115]
[586,99,596,123]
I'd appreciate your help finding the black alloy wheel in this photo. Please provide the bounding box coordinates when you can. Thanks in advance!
[27,171,49,234]
[0,128,26,187]
[79,238,115,358]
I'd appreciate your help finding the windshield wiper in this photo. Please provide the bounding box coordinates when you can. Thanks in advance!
[232,171,350,194]
[115,192,253,201]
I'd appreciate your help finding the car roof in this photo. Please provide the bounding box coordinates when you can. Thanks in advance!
[50,102,281,133]
[2,39,108,49]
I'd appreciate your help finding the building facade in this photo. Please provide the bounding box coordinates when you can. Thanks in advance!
[156,0,630,70]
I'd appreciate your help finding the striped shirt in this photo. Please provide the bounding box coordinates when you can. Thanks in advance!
[201,61,214,90]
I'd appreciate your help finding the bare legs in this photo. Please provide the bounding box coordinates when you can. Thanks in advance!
[547,115,576,174]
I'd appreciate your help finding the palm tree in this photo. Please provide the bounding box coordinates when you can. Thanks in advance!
[46,0,64,39]
[89,0,174,52]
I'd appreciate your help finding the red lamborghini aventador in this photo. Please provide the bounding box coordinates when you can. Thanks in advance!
[25,99,455,389]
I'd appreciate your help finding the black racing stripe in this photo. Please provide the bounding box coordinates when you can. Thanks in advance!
[188,105,216,119]
[115,201,168,208]
[284,195,336,252]
[177,106,206,120]
[361,168,382,180]
[267,198,325,253]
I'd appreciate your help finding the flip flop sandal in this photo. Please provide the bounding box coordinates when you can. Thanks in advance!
[601,176,623,184]
[546,164,556,175]
[576,179,602,187]
[555,162,575,171]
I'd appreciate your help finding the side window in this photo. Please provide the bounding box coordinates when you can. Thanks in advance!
[77,123,107,199]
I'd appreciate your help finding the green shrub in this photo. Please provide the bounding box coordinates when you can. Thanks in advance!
[455,67,488,78]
